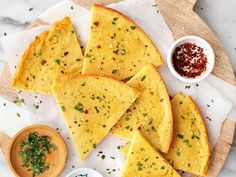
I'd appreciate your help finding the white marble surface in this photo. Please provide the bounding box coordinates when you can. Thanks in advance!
[0,0,235,176]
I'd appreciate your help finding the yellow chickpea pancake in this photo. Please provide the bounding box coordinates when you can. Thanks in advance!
[82,5,163,80]
[111,65,172,153]
[52,74,140,160]
[163,93,210,176]
[121,131,180,177]
[12,17,83,94]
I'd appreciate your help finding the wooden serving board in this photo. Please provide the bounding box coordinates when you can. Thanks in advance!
[0,0,235,177]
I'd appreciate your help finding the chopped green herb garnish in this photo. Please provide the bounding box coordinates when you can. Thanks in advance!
[177,134,184,139]
[191,117,197,125]
[183,139,190,145]
[50,144,56,151]
[74,102,84,113]
[96,96,101,100]
[16,113,20,118]
[28,7,33,11]
[85,54,91,58]
[61,106,65,112]
[161,166,165,169]
[130,26,136,30]
[185,85,191,89]
[176,151,181,156]
[54,59,61,65]
[19,132,56,177]
[13,98,24,104]
[33,104,39,109]
[113,50,119,54]
[70,6,74,10]
[101,154,105,159]
[94,106,100,113]
[192,135,200,140]
[112,17,118,25]
[141,76,146,81]
[121,49,127,55]
[113,17,118,21]
[137,161,143,171]
[125,125,130,129]
[126,109,131,113]
[112,69,118,74]
[93,143,97,149]
[151,126,156,132]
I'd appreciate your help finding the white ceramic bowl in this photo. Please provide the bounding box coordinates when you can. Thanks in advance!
[66,168,103,177]
[167,36,215,83]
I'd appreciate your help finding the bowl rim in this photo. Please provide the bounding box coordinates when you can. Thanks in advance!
[66,168,103,177]
[8,124,67,177]
[167,35,215,83]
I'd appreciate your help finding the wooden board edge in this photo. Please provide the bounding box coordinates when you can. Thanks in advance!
[27,18,49,29]
[0,63,18,102]
[0,133,12,162]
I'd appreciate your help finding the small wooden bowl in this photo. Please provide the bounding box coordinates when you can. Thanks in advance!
[8,125,67,177]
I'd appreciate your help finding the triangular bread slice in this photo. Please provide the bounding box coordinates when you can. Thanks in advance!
[121,131,181,177]
[111,65,172,153]
[163,93,210,176]
[12,17,83,94]
[52,74,140,160]
[82,5,163,80]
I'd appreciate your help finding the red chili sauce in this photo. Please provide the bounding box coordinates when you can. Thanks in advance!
[172,42,207,78]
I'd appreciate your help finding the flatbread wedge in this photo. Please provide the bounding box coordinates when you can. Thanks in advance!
[12,17,83,94]
[82,5,163,80]
[111,65,173,153]
[52,74,140,160]
[121,131,181,177]
[163,93,210,176]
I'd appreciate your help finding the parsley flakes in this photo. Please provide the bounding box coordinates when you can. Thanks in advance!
[130,26,136,30]
[19,132,56,177]
[101,154,106,160]
[74,102,84,113]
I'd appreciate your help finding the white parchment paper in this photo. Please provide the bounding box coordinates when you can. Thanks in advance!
[0,0,234,176]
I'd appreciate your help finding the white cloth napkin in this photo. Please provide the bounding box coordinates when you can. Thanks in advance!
[0,0,235,176]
